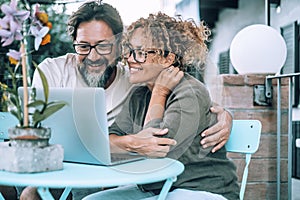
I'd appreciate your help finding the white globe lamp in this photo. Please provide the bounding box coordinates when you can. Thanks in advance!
[230,24,287,74]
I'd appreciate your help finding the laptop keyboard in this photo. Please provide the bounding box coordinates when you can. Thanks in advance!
[111,153,144,164]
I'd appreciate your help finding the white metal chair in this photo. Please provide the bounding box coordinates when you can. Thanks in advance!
[0,112,19,200]
[225,120,262,200]
[0,112,18,142]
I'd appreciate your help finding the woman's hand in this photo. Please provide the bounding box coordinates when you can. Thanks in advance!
[153,66,184,96]
[144,66,184,125]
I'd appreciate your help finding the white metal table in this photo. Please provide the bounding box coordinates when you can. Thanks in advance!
[0,158,184,200]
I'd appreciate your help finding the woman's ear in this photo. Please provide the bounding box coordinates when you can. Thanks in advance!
[163,52,176,68]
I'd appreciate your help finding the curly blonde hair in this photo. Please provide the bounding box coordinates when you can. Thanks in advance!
[123,12,211,76]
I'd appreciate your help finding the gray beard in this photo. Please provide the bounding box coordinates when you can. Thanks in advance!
[78,63,115,88]
[81,68,102,87]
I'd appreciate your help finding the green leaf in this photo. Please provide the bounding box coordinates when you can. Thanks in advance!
[32,102,67,127]
[32,111,43,127]
[3,88,15,94]
[43,103,67,117]
[27,100,46,108]
[47,101,68,106]
[10,110,23,126]
[8,94,20,108]
[35,66,49,103]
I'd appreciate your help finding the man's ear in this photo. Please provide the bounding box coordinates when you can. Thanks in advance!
[163,52,176,68]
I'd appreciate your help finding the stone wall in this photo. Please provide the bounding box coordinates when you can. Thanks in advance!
[220,74,289,200]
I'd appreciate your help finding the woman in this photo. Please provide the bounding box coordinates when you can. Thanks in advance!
[83,12,239,200]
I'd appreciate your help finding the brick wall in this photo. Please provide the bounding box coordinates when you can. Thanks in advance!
[219,74,289,200]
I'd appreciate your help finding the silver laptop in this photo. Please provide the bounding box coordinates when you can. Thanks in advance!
[18,87,144,166]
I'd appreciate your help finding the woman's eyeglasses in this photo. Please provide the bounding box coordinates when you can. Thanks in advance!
[123,47,162,63]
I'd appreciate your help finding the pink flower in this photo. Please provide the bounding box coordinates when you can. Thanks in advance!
[30,26,49,50]
[7,49,21,61]
[7,49,21,65]
[0,21,23,46]
[0,0,30,46]
[0,0,52,55]
[0,0,30,28]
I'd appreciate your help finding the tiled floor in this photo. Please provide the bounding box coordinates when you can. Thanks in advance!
[293,178,300,200]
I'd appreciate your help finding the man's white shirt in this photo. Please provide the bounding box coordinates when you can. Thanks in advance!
[32,53,134,126]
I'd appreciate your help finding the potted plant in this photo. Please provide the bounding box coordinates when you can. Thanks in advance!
[0,0,66,173]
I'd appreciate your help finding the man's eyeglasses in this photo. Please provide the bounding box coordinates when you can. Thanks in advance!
[123,47,161,63]
[73,43,113,56]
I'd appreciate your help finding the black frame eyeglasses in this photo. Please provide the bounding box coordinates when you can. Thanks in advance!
[123,47,162,63]
[73,43,113,56]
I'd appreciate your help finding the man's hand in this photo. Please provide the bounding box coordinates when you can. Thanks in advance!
[200,106,232,153]
[110,128,177,158]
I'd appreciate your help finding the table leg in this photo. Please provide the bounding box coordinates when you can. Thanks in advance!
[37,187,55,200]
[59,187,72,200]
[157,176,177,200]
[0,192,5,200]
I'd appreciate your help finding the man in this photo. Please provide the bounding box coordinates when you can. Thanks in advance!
[20,1,232,199]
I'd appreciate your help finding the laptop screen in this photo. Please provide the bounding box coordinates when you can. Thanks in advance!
[18,87,112,165]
